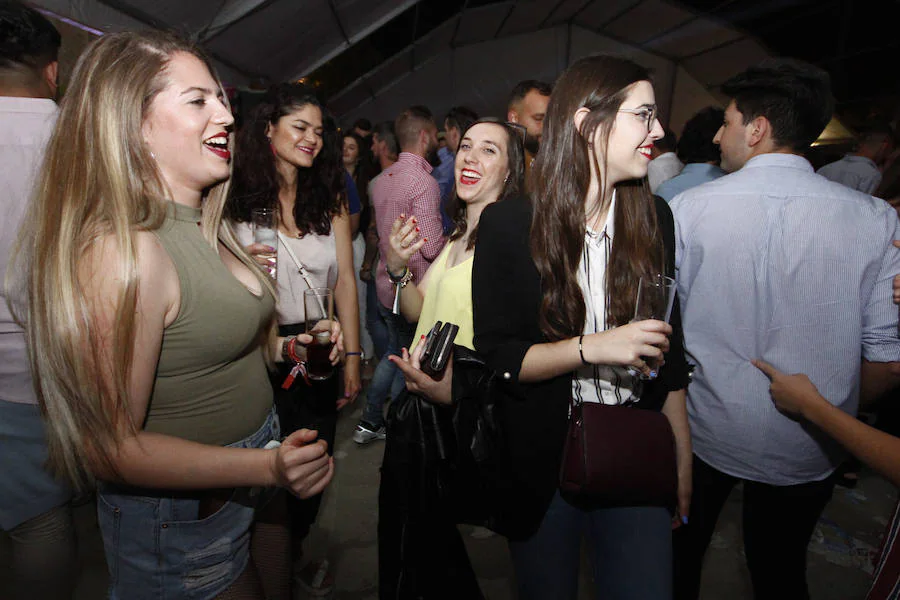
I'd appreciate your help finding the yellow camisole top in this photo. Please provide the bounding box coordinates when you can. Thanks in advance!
[412,240,475,351]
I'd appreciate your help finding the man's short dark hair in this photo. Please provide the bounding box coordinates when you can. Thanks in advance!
[858,122,895,148]
[677,106,724,164]
[444,106,479,133]
[0,1,60,73]
[508,79,552,110]
[654,131,677,153]
[395,105,435,150]
[720,58,833,152]
[372,120,399,157]
[352,117,372,133]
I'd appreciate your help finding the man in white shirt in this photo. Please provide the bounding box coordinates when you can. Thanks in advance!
[647,130,683,193]
[817,124,894,195]
[0,3,75,598]
[671,59,900,600]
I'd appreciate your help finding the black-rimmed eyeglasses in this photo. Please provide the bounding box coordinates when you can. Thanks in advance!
[617,105,658,133]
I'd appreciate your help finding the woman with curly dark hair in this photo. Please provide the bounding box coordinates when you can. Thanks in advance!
[227,83,361,593]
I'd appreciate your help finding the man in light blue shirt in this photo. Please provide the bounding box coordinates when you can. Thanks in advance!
[671,59,900,600]
[817,124,894,195]
[656,107,726,203]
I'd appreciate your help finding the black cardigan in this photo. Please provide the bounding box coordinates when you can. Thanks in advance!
[472,194,689,540]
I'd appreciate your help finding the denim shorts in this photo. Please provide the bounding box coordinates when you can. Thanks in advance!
[97,408,280,600]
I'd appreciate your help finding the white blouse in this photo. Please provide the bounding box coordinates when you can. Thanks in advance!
[573,193,637,405]
[234,221,337,325]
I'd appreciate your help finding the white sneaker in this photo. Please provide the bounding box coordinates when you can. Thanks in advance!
[352,423,386,445]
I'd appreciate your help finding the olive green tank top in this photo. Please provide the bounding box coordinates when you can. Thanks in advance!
[144,202,275,445]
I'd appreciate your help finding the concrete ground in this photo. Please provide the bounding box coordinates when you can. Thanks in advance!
[2,398,895,599]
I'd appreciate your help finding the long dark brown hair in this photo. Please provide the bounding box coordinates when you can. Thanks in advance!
[531,55,663,341]
[447,118,526,249]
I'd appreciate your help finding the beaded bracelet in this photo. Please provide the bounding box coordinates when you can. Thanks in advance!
[387,265,414,287]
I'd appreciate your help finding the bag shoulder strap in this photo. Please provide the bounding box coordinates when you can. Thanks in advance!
[277,231,314,290]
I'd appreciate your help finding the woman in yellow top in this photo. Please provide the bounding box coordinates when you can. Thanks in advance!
[384,119,525,352]
[377,119,526,599]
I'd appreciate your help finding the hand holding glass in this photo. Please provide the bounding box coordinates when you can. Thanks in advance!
[304,288,335,380]
[250,207,277,279]
[629,274,676,380]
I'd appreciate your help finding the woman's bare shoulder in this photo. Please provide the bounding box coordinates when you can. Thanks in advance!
[80,230,179,324]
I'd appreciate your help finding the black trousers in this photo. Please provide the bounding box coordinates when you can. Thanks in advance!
[272,324,339,545]
[377,432,484,600]
[672,454,834,600]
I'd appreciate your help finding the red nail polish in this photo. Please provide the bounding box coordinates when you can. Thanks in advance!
[423,238,428,242]
[415,227,420,232]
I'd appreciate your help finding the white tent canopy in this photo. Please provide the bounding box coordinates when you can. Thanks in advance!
[330,1,770,132]
[32,0,779,132]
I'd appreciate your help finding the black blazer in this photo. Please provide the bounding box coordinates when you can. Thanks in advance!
[472,194,689,540]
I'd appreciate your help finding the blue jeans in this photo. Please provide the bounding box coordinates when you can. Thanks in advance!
[97,409,280,600]
[361,302,416,429]
[366,278,388,359]
[509,491,672,600]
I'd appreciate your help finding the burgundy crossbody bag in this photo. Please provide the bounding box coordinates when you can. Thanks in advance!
[559,394,678,511]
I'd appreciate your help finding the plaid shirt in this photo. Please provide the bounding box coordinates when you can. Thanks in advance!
[373,152,447,310]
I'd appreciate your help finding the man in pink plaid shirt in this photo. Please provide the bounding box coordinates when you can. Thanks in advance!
[353,106,446,444]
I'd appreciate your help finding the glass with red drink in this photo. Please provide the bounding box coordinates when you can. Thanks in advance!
[304,288,334,380]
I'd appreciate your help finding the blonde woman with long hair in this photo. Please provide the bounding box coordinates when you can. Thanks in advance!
[10,31,337,599]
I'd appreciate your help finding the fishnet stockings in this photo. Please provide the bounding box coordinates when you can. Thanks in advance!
[214,492,291,600]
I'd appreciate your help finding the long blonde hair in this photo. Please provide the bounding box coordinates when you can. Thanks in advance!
[9,31,274,491]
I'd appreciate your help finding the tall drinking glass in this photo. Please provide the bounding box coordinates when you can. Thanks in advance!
[250,207,277,279]
[304,288,335,380]
[629,274,676,380]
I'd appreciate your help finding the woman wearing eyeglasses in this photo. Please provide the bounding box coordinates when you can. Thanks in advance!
[472,55,692,598]
[377,119,526,599]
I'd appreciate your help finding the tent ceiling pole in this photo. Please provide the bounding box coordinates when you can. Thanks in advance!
[289,0,423,80]
[677,35,746,62]
[411,2,421,71]
[94,0,168,29]
[94,0,263,81]
[449,1,469,49]
[569,0,598,23]
[197,0,277,43]
[322,0,377,103]
[326,0,352,47]
[594,0,644,30]
[665,60,678,127]
[538,0,568,29]
[493,0,518,39]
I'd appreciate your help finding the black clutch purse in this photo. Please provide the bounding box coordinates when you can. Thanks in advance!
[384,344,511,534]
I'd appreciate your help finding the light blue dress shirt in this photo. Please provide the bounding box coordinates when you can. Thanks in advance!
[672,153,900,485]
[656,163,726,203]
[817,154,882,195]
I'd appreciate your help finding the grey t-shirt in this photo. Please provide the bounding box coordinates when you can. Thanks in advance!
[0,97,57,405]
